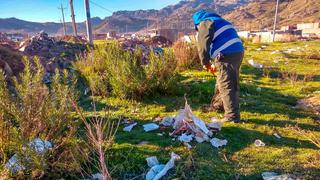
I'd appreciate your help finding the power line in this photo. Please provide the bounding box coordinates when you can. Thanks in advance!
[58,3,67,36]
[89,0,113,14]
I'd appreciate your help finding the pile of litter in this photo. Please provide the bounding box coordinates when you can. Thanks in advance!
[19,31,87,74]
[0,39,18,49]
[119,38,165,63]
[55,35,87,44]
[145,36,172,48]
[123,100,226,148]
[163,100,225,148]
[0,44,24,78]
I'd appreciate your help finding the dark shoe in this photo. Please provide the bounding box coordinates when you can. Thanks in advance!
[221,118,241,123]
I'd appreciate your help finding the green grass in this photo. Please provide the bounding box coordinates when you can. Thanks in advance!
[81,40,320,179]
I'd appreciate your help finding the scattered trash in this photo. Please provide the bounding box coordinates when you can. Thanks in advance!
[273,60,279,63]
[261,45,267,48]
[123,122,137,132]
[5,154,25,173]
[157,133,164,136]
[28,138,53,154]
[210,138,228,148]
[185,143,192,149]
[254,139,266,147]
[271,50,279,54]
[146,152,181,180]
[256,48,262,51]
[178,133,194,143]
[138,141,150,145]
[284,48,297,54]
[143,123,160,132]
[146,165,166,180]
[273,133,281,139]
[261,172,295,180]
[248,59,263,69]
[146,156,160,168]
[207,117,222,131]
[92,173,103,180]
[262,172,279,180]
[5,138,52,173]
[160,116,175,126]
[195,135,209,143]
[257,87,262,92]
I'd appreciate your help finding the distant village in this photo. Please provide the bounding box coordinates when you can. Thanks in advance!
[1,22,320,44]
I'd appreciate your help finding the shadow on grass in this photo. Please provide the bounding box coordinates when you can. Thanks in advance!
[241,64,320,82]
[142,73,313,120]
[246,118,320,132]
[220,126,318,153]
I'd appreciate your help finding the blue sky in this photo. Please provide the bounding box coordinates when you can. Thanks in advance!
[0,0,181,22]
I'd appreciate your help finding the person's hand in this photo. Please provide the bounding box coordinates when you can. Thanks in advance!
[203,64,217,75]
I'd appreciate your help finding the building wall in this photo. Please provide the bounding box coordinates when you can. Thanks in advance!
[297,23,320,30]
[302,28,320,38]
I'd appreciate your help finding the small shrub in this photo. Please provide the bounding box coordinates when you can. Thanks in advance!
[172,41,201,71]
[74,42,178,99]
[0,58,85,179]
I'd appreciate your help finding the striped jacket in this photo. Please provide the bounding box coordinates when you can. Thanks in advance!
[192,10,244,65]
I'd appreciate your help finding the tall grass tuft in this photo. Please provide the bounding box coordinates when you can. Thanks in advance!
[172,41,201,71]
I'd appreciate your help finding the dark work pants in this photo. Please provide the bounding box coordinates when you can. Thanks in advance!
[211,52,244,121]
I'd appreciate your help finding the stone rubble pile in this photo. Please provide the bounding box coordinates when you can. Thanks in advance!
[18,31,88,74]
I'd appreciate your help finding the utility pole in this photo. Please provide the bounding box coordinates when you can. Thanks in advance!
[69,0,78,36]
[272,0,280,42]
[84,0,93,44]
[58,4,67,36]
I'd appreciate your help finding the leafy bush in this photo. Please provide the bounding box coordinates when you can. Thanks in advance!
[0,58,85,179]
[172,41,201,71]
[74,42,178,99]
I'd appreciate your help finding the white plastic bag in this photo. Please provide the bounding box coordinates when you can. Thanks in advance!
[146,156,159,168]
[178,133,193,143]
[210,138,228,148]
[192,115,210,135]
[146,153,181,180]
[143,123,160,132]
[123,122,137,132]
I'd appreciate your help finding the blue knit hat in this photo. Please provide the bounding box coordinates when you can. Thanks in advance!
[192,9,221,30]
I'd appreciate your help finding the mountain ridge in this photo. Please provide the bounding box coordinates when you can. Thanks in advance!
[1,0,319,35]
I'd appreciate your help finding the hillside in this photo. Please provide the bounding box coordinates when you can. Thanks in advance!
[224,0,320,30]
[95,0,250,33]
[0,17,104,35]
[1,0,319,34]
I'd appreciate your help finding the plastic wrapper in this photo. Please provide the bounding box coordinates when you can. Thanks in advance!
[143,123,160,132]
[123,122,137,132]
[210,138,228,148]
